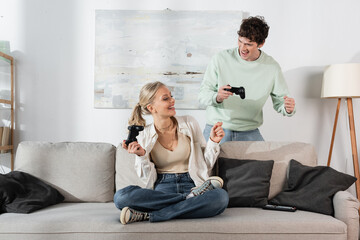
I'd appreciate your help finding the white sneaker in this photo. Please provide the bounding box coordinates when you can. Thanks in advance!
[120,207,149,224]
[186,176,223,199]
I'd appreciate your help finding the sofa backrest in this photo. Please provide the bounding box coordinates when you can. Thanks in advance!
[15,141,116,203]
[116,145,146,190]
[115,141,318,199]
[217,141,317,199]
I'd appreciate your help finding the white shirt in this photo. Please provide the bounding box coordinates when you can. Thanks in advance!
[135,115,220,189]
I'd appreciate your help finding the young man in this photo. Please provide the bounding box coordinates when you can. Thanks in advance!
[199,16,295,143]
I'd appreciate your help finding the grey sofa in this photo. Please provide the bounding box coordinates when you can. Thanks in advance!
[0,141,358,240]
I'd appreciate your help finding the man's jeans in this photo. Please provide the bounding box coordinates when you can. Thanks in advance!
[203,124,264,144]
[114,172,229,222]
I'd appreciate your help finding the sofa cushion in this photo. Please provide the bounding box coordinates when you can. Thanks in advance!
[269,159,357,216]
[270,160,356,215]
[0,171,64,213]
[0,203,347,240]
[218,158,274,207]
[115,145,145,190]
[217,141,318,199]
[14,142,116,202]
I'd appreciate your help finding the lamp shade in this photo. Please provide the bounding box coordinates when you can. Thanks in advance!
[321,63,360,98]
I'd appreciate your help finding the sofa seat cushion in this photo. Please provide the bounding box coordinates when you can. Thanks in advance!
[0,203,346,240]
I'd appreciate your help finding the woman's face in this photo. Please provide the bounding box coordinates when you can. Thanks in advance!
[148,86,176,117]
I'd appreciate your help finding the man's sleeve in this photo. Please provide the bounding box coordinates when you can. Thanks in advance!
[270,66,296,117]
[198,56,223,107]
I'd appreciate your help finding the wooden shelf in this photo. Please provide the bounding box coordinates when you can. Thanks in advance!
[0,50,14,170]
[0,99,12,105]
[0,145,13,151]
[0,51,14,61]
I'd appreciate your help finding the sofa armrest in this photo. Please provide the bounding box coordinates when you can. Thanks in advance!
[333,191,359,240]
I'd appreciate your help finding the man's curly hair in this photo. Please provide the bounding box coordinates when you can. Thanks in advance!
[237,16,269,45]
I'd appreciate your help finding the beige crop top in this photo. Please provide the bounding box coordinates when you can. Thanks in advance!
[150,132,191,173]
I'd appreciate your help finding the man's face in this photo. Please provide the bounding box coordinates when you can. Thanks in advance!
[238,36,264,61]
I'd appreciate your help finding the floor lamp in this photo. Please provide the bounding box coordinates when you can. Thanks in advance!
[321,63,360,200]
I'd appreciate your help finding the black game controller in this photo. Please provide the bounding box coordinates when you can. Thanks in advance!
[125,125,144,146]
[225,85,245,99]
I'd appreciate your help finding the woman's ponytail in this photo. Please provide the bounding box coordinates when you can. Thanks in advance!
[128,103,146,126]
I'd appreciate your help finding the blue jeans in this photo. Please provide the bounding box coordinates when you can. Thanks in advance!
[114,173,229,222]
[203,124,264,144]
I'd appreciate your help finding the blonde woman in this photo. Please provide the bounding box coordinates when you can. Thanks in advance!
[114,81,229,224]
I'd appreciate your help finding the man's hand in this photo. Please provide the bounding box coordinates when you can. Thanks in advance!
[122,140,146,156]
[284,96,295,114]
[216,85,233,103]
[210,122,225,143]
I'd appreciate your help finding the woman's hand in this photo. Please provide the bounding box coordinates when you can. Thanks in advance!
[210,122,225,143]
[122,140,146,156]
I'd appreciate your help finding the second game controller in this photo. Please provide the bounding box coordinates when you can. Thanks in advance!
[225,85,246,99]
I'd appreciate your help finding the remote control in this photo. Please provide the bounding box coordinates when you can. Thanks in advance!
[262,204,297,212]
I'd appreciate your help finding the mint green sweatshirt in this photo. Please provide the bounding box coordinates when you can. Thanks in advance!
[198,47,295,131]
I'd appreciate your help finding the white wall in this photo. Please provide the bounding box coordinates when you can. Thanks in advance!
[1,0,360,186]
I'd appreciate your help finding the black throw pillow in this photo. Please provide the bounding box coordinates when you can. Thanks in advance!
[218,157,274,207]
[269,159,356,216]
[0,171,64,214]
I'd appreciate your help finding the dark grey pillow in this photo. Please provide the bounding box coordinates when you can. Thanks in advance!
[0,171,64,214]
[218,157,274,207]
[269,159,356,216]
